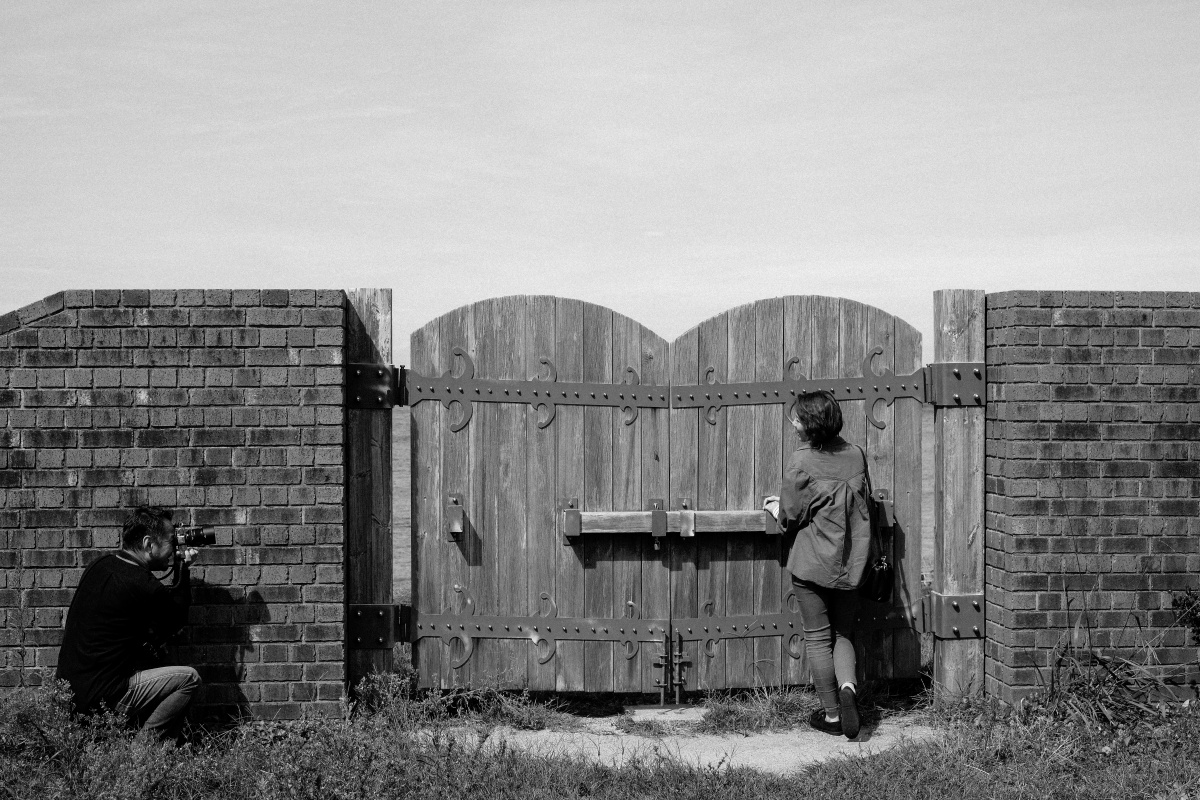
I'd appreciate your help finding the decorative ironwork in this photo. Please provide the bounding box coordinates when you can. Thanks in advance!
[672,347,928,430]
[412,585,669,669]
[410,586,916,667]
[405,348,669,432]
[351,348,984,432]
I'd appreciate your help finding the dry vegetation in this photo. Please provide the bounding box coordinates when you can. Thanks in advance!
[4,614,1199,800]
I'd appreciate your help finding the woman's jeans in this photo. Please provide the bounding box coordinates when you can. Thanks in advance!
[792,577,859,715]
[116,666,201,741]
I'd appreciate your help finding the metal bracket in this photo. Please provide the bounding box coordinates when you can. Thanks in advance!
[919,592,984,639]
[649,499,666,549]
[346,364,405,409]
[560,498,581,545]
[925,362,986,408]
[445,493,465,542]
[348,604,397,650]
[873,488,895,530]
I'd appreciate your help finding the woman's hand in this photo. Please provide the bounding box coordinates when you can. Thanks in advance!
[762,495,780,520]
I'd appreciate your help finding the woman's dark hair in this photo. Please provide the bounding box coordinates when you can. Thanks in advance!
[791,391,843,449]
[122,505,174,549]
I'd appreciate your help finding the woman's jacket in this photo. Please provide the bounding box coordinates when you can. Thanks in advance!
[775,437,873,590]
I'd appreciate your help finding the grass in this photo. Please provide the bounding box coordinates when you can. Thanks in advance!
[4,628,1198,800]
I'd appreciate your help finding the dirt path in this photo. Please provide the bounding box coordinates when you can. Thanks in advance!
[467,708,940,774]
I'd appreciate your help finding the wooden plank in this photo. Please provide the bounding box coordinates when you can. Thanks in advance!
[345,289,393,689]
[582,303,614,691]
[442,304,474,686]
[410,315,442,688]
[804,296,841,690]
[612,314,643,692]
[669,326,700,693]
[933,289,986,696]
[526,296,558,689]
[839,300,875,681]
[893,318,924,678]
[781,295,814,686]
[494,296,528,689]
[753,297,784,688]
[577,510,771,534]
[863,305,896,680]
[640,325,671,694]
[695,315,728,691]
[555,299,586,691]
[724,304,755,689]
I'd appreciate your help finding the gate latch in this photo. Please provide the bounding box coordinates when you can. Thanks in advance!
[348,604,397,649]
[918,592,984,639]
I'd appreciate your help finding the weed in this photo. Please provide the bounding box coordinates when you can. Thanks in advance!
[1172,590,1200,646]
[612,715,673,737]
[698,686,818,734]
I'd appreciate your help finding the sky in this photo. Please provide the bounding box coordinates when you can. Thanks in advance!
[2,1,1197,366]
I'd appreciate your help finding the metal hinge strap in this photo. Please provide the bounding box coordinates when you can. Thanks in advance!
[347,352,986,428]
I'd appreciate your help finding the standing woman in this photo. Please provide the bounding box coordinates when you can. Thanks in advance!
[764,390,873,739]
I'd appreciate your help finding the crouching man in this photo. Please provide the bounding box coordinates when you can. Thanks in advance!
[57,505,201,742]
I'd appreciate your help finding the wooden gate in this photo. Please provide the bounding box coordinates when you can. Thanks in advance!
[409,295,924,692]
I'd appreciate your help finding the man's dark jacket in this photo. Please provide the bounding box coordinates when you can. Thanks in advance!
[56,554,190,713]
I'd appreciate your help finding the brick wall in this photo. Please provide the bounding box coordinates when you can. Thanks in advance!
[0,289,346,719]
[985,291,1200,704]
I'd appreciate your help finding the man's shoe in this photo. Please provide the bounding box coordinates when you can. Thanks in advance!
[839,686,860,739]
[807,708,842,736]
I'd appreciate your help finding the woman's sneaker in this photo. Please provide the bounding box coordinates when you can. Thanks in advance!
[839,686,860,739]
[807,708,842,736]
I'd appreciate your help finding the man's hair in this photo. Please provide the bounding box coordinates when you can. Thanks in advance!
[121,505,175,549]
[791,391,843,449]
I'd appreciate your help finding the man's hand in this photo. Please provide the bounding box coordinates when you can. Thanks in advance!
[178,548,199,567]
[763,496,780,520]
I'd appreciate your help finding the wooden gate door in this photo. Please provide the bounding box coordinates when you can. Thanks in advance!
[410,296,670,691]
[668,297,923,690]
[409,295,923,691]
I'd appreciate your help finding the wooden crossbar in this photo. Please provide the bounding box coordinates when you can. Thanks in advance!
[575,510,776,535]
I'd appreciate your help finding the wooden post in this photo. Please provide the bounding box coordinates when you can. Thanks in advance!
[345,289,394,691]
[932,289,985,696]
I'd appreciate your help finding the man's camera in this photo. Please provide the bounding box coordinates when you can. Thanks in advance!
[175,527,216,547]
